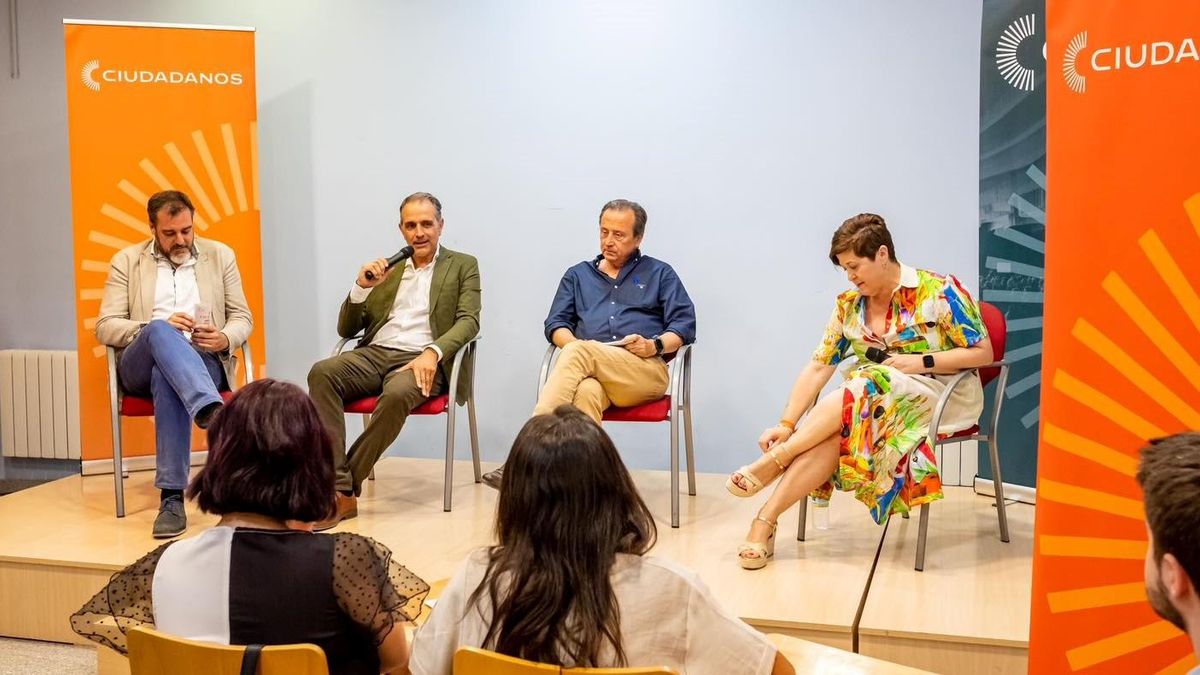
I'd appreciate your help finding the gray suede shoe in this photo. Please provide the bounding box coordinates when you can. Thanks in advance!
[152,495,187,539]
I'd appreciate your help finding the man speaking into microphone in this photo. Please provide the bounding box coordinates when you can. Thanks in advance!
[307,192,480,528]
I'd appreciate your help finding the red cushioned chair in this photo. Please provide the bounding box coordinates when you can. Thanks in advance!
[537,343,695,528]
[334,335,480,512]
[795,301,1011,571]
[105,343,254,518]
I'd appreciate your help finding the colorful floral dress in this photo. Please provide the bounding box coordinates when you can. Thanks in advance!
[810,264,987,524]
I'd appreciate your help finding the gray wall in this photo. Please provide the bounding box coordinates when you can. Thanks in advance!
[0,1,983,473]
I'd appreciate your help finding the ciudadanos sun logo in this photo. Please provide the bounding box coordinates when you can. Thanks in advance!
[1063,30,1200,94]
[81,59,101,91]
[79,59,245,92]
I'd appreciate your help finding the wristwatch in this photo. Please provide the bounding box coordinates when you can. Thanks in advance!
[922,354,935,371]
[653,337,664,356]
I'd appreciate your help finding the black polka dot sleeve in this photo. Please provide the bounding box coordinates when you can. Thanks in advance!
[332,533,430,645]
[69,542,172,654]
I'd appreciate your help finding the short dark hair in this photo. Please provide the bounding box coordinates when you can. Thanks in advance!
[147,190,195,226]
[400,192,443,220]
[600,199,647,238]
[188,379,335,522]
[1137,433,1200,585]
[829,212,897,265]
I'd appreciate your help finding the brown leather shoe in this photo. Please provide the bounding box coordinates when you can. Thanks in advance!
[313,493,358,532]
[481,465,505,490]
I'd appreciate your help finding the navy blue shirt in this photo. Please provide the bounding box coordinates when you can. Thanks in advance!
[544,251,697,346]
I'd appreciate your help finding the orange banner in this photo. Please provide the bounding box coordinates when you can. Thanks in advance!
[64,20,264,462]
[1033,2,1200,672]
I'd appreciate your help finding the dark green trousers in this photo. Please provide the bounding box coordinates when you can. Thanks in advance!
[307,344,446,493]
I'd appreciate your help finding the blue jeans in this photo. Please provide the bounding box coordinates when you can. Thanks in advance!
[117,320,226,490]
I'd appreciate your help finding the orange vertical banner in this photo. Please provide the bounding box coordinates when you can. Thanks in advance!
[64,20,265,464]
[1033,2,1200,673]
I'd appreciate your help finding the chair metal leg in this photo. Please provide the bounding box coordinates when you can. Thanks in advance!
[443,404,457,512]
[682,398,696,497]
[364,415,375,481]
[988,363,1011,542]
[796,499,807,541]
[988,438,1011,543]
[914,503,930,571]
[107,348,126,518]
[670,406,680,528]
[468,397,481,483]
[111,409,125,518]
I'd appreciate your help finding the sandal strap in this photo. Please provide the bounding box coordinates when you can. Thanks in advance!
[734,467,764,489]
[753,515,777,532]
[768,447,787,473]
[738,542,768,556]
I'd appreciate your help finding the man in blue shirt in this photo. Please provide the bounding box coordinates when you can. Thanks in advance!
[1137,433,1200,672]
[483,199,696,488]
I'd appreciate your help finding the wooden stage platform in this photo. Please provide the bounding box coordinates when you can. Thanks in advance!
[0,457,1033,674]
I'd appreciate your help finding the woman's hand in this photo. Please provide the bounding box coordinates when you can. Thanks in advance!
[758,425,794,451]
[882,353,927,375]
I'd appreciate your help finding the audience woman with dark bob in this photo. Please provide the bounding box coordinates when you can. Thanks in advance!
[726,213,994,569]
[409,405,793,675]
[71,379,429,675]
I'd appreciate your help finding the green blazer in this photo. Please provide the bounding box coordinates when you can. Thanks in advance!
[337,247,481,399]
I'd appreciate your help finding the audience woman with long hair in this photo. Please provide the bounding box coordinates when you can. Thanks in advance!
[409,405,793,674]
[71,379,429,675]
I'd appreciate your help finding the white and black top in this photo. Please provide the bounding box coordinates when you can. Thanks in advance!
[72,527,429,675]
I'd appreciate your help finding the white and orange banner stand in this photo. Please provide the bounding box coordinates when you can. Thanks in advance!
[1032,2,1200,672]
[63,20,265,467]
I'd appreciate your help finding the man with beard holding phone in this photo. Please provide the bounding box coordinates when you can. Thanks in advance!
[1137,433,1200,670]
[95,190,253,538]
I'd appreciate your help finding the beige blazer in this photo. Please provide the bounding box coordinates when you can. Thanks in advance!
[94,237,254,387]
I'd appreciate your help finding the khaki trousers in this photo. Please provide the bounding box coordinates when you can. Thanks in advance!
[307,345,446,493]
[533,340,669,423]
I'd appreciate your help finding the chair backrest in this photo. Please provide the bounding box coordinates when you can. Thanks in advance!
[454,647,560,674]
[561,662,676,667]
[128,626,328,675]
[452,647,679,675]
[977,301,1007,387]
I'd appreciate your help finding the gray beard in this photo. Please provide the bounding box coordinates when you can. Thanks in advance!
[168,248,192,265]
[155,241,194,267]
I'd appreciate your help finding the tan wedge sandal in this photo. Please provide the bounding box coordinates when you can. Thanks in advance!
[725,447,788,498]
[737,516,778,570]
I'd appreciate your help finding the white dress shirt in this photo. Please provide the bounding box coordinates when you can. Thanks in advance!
[348,246,443,359]
[151,249,201,339]
[409,550,777,675]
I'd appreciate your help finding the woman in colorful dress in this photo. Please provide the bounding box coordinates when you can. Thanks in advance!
[726,213,993,570]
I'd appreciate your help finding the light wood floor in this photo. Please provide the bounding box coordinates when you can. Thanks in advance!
[0,457,1034,673]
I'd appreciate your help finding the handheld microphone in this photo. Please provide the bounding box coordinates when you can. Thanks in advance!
[864,346,889,364]
[365,246,415,281]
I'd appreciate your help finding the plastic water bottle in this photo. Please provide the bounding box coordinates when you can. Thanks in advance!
[812,497,831,530]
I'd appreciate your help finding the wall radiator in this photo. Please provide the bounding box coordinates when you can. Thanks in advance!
[0,350,81,460]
